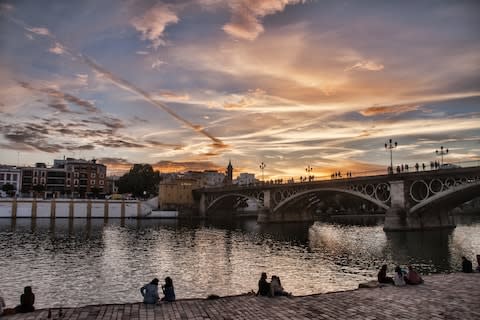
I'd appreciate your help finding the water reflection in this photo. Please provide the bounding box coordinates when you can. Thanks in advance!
[0,217,479,309]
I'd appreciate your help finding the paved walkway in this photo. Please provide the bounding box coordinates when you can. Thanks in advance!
[4,273,479,320]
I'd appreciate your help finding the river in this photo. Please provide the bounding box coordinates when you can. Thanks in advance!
[1,215,479,309]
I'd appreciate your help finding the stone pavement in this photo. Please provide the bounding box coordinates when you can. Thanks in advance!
[4,273,479,320]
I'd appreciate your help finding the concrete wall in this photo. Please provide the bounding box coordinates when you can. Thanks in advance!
[0,199,151,218]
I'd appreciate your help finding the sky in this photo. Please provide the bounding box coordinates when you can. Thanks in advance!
[0,0,479,178]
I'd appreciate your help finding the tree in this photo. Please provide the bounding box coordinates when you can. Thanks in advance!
[117,164,161,198]
[1,183,15,197]
[32,184,45,198]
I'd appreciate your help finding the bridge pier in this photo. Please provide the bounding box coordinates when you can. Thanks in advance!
[384,181,455,231]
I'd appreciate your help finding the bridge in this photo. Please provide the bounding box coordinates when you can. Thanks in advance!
[194,166,480,231]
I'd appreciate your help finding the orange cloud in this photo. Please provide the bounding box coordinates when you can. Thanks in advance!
[223,0,305,40]
[130,4,179,49]
[359,104,421,117]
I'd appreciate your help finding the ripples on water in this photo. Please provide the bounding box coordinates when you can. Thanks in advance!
[0,216,479,308]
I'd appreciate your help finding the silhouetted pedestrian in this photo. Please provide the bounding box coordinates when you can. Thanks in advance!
[256,272,271,297]
[140,278,160,304]
[404,265,423,285]
[161,277,175,302]
[377,265,394,284]
[422,163,426,171]
[14,286,35,313]
[462,256,473,273]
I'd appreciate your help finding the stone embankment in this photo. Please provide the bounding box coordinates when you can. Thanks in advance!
[4,273,479,320]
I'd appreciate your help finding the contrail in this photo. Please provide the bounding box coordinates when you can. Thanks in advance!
[3,8,228,151]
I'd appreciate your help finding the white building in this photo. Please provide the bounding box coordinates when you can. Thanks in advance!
[236,173,256,186]
[202,170,226,187]
[0,166,22,196]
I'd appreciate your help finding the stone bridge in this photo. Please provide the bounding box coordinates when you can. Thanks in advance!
[194,166,480,231]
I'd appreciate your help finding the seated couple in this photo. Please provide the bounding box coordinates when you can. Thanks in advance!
[378,265,423,286]
[140,277,175,304]
[256,272,291,297]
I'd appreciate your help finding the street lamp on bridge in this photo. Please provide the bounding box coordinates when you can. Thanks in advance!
[259,162,266,182]
[305,165,313,181]
[436,146,448,166]
[385,139,398,174]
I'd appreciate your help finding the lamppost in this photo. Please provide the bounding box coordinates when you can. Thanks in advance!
[305,165,313,181]
[259,162,266,182]
[385,139,398,174]
[436,146,448,166]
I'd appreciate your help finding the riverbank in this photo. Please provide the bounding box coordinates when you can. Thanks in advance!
[3,273,479,319]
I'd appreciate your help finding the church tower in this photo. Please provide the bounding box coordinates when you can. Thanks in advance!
[225,160,233,184]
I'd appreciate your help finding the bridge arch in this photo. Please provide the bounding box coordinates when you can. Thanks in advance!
[410,180,480,214]
[206,193,261,214]
[273,188,389,213]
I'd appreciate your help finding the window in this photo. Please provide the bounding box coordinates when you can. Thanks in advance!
[6,174,10,180]
[40,178,45,184]
[74,179,79,185]
[12,174,17,181]
[91,173,96,178]
[41,171,46,177]
[33,178,37,184]
[90,180,95,185]
[100,173,104,178]
[99,180,104,185]
[0,173,3,180]
[34,171,38,177]
[66,179,71,186]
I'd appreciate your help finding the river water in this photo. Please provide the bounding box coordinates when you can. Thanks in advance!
[1,216,479,309]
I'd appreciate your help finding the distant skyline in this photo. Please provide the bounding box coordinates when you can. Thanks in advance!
[1,0,479,177]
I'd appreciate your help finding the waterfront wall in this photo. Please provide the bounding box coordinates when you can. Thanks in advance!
[0,199,153,218]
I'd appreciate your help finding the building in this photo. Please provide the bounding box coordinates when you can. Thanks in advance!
[19,158,107,198]
[158,177,200,210]
[236,173,256,186]
[0,165,22,196]
[61,158,107,197]
[225,161,233,184]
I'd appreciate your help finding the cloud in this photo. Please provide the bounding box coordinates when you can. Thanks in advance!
[153,160,225,173]
[130,4,179,49]
[136,51,149,55]
[18,81,99,113]
[223,97,253,109]
[222,0,304,40]
[155,91,190,101]
[48,42,66,55]
[25,27,50,36]
[0,3,14,13]
[345,60,384,72]
[359,104,422,117]
[151,59,165,69]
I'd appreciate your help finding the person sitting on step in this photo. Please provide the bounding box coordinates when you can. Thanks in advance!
[14,286,35,313]
[161,277,176,302]
[377,265,394,285]
[462,256,473,273]
[404,265,423,285]
[140,278,160,304]
[256,272,271,297]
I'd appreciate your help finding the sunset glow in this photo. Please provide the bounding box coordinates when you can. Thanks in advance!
[0,1,479,178]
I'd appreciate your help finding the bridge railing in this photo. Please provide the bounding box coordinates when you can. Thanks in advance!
[237,159,480,187]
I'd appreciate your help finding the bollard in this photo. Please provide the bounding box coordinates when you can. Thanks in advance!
[12,198,17,219]
[104,200,109,219]
[87,200,92,219]
[32,198,37,219]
